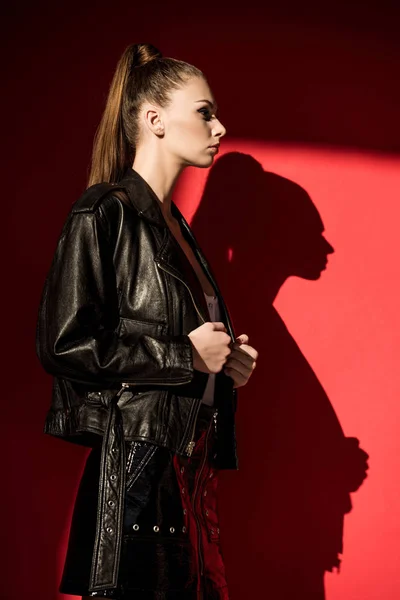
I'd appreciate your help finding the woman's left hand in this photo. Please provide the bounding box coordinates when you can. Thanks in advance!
[223,334,258,388]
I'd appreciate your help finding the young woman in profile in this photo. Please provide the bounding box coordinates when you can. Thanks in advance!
[36,42,258,600]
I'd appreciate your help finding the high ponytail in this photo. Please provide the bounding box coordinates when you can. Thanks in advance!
[86,43,203,188]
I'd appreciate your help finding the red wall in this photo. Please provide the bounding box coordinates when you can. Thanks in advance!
[5,2,400,599]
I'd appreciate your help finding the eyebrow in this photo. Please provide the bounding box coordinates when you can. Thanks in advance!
[195,99,218,112]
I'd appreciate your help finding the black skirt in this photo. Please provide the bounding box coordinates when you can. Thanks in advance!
[59,404,230,599]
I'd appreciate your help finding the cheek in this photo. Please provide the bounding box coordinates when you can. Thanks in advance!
[166,116,209,159]
[172,116,207,142]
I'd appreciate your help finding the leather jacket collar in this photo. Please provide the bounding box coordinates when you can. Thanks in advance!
[118,166,181,228]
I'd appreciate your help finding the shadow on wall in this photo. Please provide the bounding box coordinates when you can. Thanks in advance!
[191,152,369,600]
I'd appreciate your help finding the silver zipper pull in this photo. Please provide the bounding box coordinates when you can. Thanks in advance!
[213,409,218,433]
[186,440,195,456]
[116,382,130,398]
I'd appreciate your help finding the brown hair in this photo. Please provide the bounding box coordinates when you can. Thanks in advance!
[87,43,204,187]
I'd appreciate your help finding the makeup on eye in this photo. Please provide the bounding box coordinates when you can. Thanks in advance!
[198,107,220,122]
[195,98,219,120]
[198,107,213,120]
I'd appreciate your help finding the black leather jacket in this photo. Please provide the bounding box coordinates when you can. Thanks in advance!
[35,166,238,592]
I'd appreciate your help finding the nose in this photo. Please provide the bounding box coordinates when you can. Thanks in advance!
[213,118,227,139]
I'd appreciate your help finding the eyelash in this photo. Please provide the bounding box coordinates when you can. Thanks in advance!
[198,107,217,121]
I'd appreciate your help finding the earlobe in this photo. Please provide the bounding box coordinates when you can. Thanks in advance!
[150,116,164,136]
[143,107,164,135]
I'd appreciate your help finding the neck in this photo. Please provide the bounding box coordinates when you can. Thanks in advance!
[132,146,185,220]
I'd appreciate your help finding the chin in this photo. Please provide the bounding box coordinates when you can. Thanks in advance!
[187,154,216,169]
[201,155,216,168]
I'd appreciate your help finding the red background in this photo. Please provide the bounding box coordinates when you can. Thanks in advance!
[4,1,400,599]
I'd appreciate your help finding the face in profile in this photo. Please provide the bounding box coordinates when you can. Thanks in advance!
[159,76,227,168]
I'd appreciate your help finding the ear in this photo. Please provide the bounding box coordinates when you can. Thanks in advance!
[142,104,164,136]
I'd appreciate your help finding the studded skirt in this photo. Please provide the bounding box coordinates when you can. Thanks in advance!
[59,404,230,599]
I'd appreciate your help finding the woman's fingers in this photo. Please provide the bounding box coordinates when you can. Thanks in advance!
[228,344,258,365]
[235,334,249,345]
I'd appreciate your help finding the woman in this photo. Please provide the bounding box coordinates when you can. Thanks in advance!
[36,42,258,599]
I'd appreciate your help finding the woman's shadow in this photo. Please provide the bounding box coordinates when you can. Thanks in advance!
[191,152,369,600]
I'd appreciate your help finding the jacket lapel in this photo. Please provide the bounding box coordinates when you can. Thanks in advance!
[156,226,211,325]
[118,167,236,340]
[172,203,236,341]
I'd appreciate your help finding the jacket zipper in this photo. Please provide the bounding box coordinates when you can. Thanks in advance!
[184,398,202,456]
[155,259,207,456]
[155,260,206,326]
[118,259,205,455]
[178,218,236,342]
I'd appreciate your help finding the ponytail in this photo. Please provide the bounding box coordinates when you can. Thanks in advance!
[87,43,203,188]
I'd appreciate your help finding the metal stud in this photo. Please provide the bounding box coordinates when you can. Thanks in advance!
[205,510,209,516]
[132,524,139,531]
[183,508,187,515]
[153,525,160,532]
[106,527,113,534]
[170,527,175,533]
[182,526,187,533]
[108,500,115,507]
[180,466,185,473]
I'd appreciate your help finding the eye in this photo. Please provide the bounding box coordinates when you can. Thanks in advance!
[198,107,216,121]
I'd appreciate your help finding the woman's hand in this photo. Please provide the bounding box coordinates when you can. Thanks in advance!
[188,322,232,374]
[223,334,258,388]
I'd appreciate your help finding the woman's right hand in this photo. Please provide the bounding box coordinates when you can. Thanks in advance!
[188,322,232,374]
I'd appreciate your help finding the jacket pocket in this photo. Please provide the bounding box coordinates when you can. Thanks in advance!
[118,317,167,345]
[123,441,158,530]
[126,441,158,491]
[85,388,144,406]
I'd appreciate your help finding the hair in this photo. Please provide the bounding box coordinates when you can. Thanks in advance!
[86,43,204,187]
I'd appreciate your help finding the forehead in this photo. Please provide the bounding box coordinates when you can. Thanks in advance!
[169,76,216,108]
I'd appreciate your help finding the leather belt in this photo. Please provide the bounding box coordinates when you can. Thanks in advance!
[88,387,127,592]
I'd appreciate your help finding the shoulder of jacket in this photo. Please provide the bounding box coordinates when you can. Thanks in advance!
[71,183,130,215]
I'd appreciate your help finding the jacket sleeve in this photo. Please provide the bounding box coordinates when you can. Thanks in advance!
[35,206,198,388]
